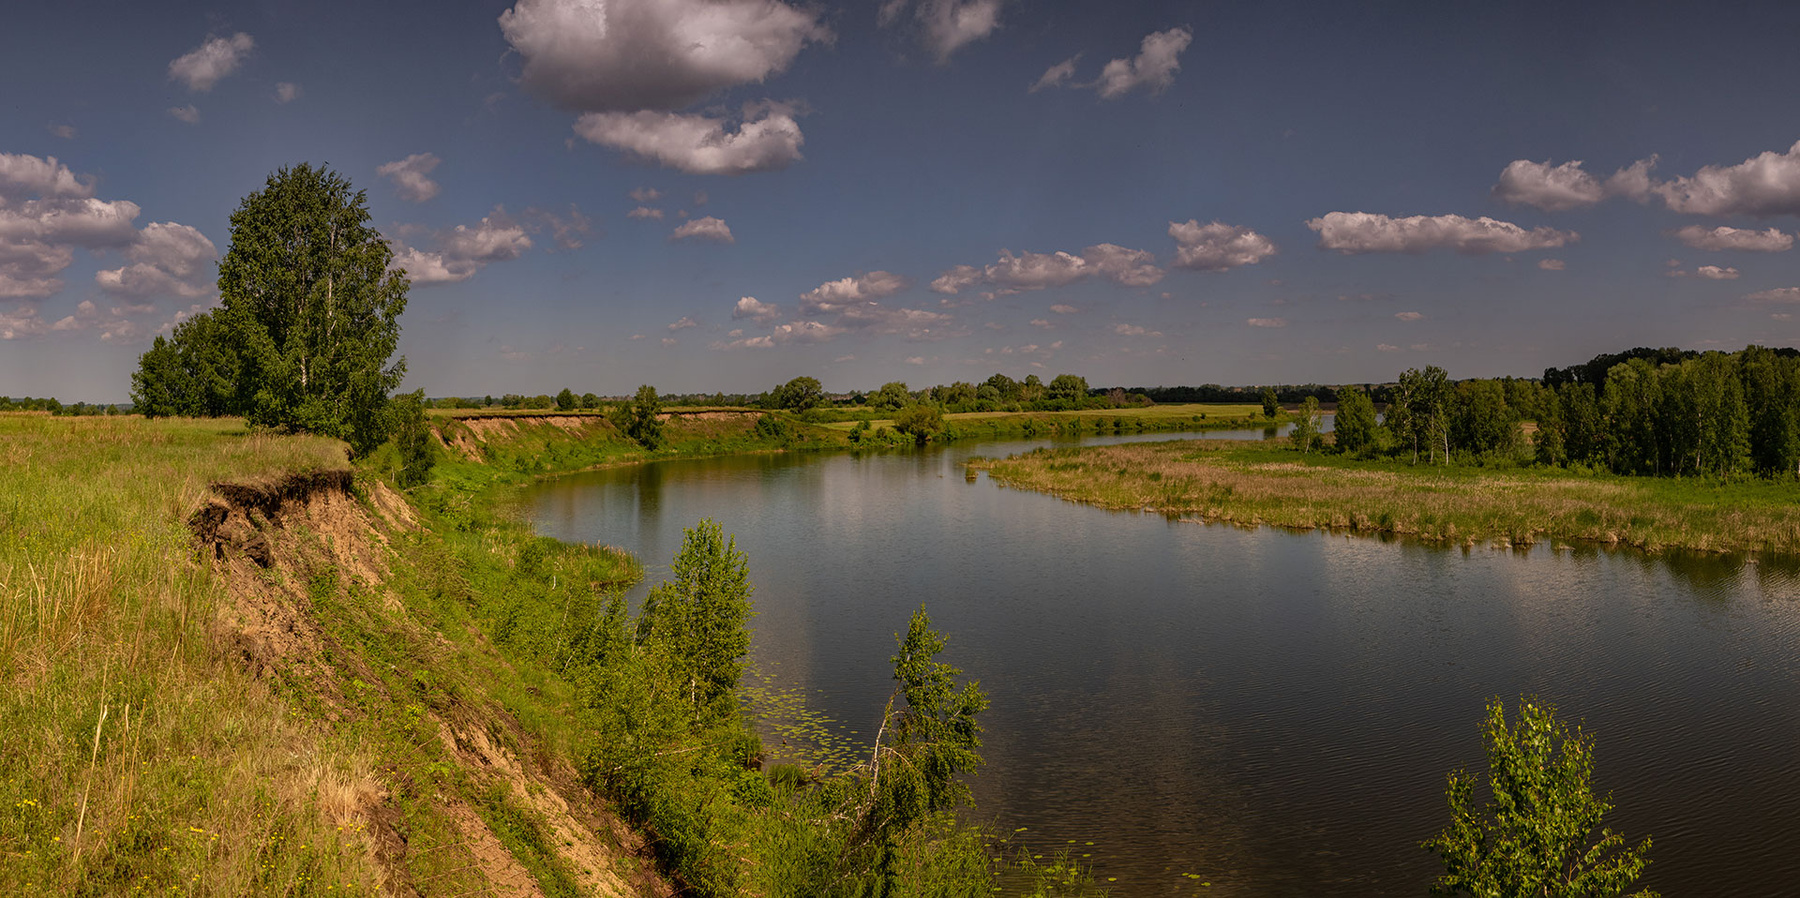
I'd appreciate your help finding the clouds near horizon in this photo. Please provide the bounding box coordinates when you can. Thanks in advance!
[1307,212,1576,255]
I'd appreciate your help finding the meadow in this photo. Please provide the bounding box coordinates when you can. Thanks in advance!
[968,439,1800,556]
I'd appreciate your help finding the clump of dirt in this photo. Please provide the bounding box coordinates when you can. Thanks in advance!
[191,469,668,897]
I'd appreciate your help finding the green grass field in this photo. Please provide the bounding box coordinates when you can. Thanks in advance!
[969,438,1800,556]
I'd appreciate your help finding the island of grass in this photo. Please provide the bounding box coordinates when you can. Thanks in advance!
[967,438,1800,557]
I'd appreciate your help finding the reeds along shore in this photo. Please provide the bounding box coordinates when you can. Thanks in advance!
[967,440,1800,556]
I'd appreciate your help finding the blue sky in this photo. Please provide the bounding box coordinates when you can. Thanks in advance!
[5,0,1800,401]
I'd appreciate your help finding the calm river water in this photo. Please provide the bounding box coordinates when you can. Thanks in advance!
[525,429,1800,897]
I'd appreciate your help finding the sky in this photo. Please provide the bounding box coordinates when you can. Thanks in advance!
[5,0,1800,401]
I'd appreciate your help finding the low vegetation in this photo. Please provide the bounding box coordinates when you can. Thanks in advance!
[968,440,1800,555]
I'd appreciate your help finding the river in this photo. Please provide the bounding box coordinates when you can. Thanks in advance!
[524,428,1800,896]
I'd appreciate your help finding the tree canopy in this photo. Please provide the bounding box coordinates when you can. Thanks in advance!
[131,163,408,456]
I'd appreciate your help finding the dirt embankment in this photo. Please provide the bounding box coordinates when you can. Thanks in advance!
[190,471,670,898]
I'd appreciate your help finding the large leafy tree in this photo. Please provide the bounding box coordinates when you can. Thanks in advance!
[1333,385,1378,455]
[218,163,408,455]
[635,518,754,713]
[1424,698,1656,898]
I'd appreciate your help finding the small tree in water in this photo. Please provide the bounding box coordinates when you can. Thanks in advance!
[1424,697,1656,898]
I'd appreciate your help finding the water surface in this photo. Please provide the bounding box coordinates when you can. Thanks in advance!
[526,432,1800,896]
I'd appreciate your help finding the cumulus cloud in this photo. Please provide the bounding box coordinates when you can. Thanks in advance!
[0,154,92,200]
[1747,287,1800,303]
[668,316,698,330]
[1672,225,1793,252]
[275,82,302,103]
[1,304,46,339]
[1655,140,1800,216]
[499,0,827,112]
[1,161,146,300]
[575,105,804,175]
[1095,27,1192,99]
[1050,304,1078,314]
[1307,211,1577,255]
[1114,323,1161,337]
[1696,265,1740,280]
[167,105,201,125]
[627,206,664,220]
[878,0,1003,62]
[733,296,782,323]
[377,153,442,203]
[1395,311,1424,321]
[1031,55,1080,92]
[1377,343,1400,352]
[1491,156,1658,210]
[1167,220,1277,270]
[1246,317,1287,328]
[670,215,734,243]
[1539,258,1566,271]
[168,33,254,92]
[95,222,217,298]
[1084,243,1165,286]
[389,207,535,286]
[799,271,910,313]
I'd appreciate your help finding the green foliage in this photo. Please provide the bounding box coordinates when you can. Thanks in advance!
[554,387,577,411]
[894,403,946,445]
[771,375,825,412]
[1334,385,1378,455]
[1290,395,1322,453]
[1047,373,1090,404]
[1424,698,1656,898]
[611,384,666,449]
[1260,386,1280,419]
[874,381,914,411]
[390,389,438,488]
[636,519,755,714]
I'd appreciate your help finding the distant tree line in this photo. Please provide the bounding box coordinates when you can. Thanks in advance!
[0,397,127,416]
[1327,345,1800,480]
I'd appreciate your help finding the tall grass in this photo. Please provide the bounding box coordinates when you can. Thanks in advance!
[0,414,374,894]
[970,440,1800,555]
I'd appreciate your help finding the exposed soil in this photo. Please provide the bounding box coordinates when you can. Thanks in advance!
[190,469,670,897]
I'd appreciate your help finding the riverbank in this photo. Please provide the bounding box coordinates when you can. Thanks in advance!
[967,439,1800,556]
[2,412,1097,896]
[818,401,1281,442]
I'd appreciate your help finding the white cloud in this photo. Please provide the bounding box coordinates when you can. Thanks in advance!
[168,33,254,92]
[1655,140,1800,216]
[1539,258,1566,271]
[1167,220,1277,270]
[167,105,201,125]
[1114,323,1162,337]
[662,337,678,346]
[499,0,827,112]
[1083,243,1164,286]
[1395,311,1424,321]
[1696,265,1740,280]
[95,222,217,298]
[275,82,302,103]
[575,105,804,175]
[670,215,734,243]
[47,124,76,140]
[390,207,534,286]
[733,296,782,323]
[1747,287,1800,303]
[1096,27,1192,99]
[668,316,697,331]
[1,304,45,339]
[987,250,1089,291]
[1246,317,1287,328]
[905,355,929,365]
[377,153,442,203]
[630,187,661,203]
[1050,304,1078,314]
[1672,225,1793,252]
[800,271,910,313]
[520,204,593,251]
[0,154,92,200]
[1377,343,1400,352]
[1491,156,1658,210]
[1029,318,1050,327]
[1307,211,1577,254]
[928,264,983,295]
[1031,55,1080,92]
[879,0,1003,62]
[627,206,664,220]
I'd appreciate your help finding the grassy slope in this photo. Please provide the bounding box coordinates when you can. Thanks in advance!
[0,414,377,894]
[968,439,1800,556]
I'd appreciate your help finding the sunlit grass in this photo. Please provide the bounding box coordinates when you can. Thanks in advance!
[970,439,1800,556]
[0,413,375,894]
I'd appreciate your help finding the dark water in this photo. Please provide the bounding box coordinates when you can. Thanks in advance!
[525,432,1800,897]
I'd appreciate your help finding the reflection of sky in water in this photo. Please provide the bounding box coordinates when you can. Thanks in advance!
[527,435,1800,898]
